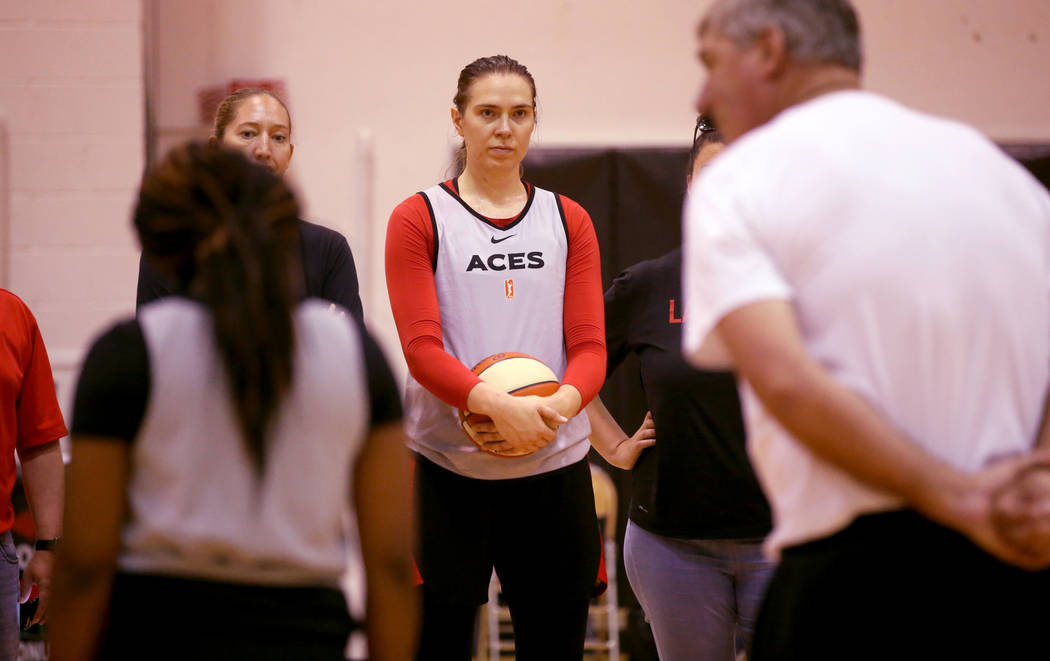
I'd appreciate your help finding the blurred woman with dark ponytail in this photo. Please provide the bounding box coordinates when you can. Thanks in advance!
[51,143,417,661]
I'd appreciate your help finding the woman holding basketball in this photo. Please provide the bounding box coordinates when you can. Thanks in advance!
[385,55,606,660]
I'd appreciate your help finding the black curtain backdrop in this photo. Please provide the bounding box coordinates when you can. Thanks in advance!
[522,142,1050,656]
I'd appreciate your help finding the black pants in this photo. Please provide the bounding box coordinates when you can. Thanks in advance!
[101,573,355,660]
[417,586,591,661]
[751,510,1050,661]
[414,456,601,660]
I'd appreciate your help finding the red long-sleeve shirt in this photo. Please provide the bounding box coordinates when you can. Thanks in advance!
[385,181,606,411]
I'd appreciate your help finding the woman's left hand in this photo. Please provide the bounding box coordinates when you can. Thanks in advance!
[606,411,657,470]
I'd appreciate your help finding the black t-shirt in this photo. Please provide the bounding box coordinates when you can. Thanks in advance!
[136,219,365,324]
[71,309,401,442]
[605,248,772,539]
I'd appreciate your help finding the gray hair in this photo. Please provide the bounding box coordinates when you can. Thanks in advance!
[701,0,862,71]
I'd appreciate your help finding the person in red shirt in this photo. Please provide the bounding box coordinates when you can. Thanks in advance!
[386,55,606,660]
[0,290,66,652]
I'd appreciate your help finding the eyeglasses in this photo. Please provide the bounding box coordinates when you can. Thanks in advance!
[694,116,716,144]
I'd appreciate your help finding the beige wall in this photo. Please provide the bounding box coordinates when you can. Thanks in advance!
[150,0,709,357]
[150,0,1050,372]
[0,0,145,413]
[860,0,1050,140]
[3,0,1048,399]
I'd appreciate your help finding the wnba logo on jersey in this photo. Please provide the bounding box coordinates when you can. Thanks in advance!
[505,279,514,299]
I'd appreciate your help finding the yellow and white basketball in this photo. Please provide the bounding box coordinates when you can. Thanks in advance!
[460,352,560,457]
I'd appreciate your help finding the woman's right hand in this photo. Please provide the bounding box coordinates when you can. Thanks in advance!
[465,383,567,455]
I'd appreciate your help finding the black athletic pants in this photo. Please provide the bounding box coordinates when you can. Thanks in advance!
[413,455,601,661]
[101,572,355,660]
[750,509,1050,661]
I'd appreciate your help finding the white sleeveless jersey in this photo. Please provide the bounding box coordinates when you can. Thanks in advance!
[121,298,369,586]
[404,182,591,479]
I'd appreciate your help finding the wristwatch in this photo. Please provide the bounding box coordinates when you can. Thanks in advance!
[34,538,60,552]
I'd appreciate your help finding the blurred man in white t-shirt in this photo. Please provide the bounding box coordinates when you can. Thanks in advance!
[683,0,1050,658]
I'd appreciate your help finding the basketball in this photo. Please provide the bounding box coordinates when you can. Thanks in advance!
[460,352,560,457]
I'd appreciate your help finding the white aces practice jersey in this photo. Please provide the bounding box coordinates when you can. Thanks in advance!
[403,182,592,480]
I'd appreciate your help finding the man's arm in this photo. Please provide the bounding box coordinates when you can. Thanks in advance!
[715,299,1050,568]
[18,440,64,626]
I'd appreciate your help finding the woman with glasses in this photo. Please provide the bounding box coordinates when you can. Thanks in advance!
[586,116,775,661]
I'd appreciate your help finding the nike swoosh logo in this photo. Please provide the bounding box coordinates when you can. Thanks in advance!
[490,234,516,244]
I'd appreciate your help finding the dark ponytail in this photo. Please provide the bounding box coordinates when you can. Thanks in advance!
[134,142,300,471]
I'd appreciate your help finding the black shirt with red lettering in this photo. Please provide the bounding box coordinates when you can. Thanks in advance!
[605,248,772,539]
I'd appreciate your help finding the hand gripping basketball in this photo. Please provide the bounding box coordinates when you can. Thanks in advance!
[460,352,561,457]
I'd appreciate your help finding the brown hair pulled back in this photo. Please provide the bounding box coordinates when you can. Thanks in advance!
[451,55,537,177]
[134,142,300,471]
[213,88,292,140]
